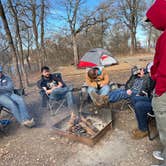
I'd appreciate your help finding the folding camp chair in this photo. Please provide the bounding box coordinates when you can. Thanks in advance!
[37,73,72,116]
[0,88,25,134]
[147,111,158,141]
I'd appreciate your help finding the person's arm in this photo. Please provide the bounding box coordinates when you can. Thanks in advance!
[85,73,98,88]
[98,69,109,87]
[44,81,63,95]
[0,76,14,93]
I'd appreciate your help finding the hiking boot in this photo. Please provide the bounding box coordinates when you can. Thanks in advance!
[101,95,109,105]
[153,151,164,161]
[132,128,140,134]
[90,91,108,106]
[131,129,148,139]
[22,118,35,128]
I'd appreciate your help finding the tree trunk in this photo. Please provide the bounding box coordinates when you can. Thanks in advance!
[31,1,42,70]
[40,0,47,63]
[130,31,135,55]
[0,0,23,88]
[72,34,79,66]
[147,26,152,52]
[8,0,29,86]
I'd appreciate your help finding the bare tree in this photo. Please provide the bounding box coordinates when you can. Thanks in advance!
[117,0,146,55]
[56,0,113,66]
[8,0,30,86]
[40,0,47,63]
[0,0,23,88]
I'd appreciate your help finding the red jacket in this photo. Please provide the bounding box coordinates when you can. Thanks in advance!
[146,0,166,96]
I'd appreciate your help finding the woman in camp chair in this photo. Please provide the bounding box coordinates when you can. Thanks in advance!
[40,66,74,110]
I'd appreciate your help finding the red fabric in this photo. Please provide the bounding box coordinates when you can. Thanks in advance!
[77,61,97,68]
[146,0,166,96]
[101,55,108,60]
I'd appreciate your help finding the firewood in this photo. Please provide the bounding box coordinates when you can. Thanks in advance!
[79,122,96,136]
[68,112,76,132]
[80,116,99,133]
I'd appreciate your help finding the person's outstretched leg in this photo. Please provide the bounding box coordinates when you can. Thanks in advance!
[0,94,22,123]
[99,85,110,96]
[108,89,129,102]
[10,93,30,122]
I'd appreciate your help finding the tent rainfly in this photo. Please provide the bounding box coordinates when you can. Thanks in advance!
[77,48,118,68]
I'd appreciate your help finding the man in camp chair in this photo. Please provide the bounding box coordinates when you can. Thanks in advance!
[86,67,110,106]
[91,66,148,106]
[39,66,74,110]
[0,65,35,128]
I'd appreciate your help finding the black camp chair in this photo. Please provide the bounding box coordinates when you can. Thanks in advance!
[37,73,72,116]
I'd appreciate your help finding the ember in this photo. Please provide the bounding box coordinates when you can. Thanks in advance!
[67,112,107,137]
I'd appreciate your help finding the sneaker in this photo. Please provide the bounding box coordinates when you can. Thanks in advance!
[131,129,148,139]
[153,151,164,161]
[22,118,35,128]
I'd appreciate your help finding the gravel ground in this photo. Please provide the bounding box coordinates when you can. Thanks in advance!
[0,55,162,166]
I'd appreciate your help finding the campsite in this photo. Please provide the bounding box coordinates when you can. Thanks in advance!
[0,0,166,166]
[0,54,161,166]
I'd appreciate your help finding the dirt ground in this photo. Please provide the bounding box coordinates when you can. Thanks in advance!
[0,54,163,166]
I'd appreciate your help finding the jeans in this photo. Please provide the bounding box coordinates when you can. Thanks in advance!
[152,92,166,162]
[108,89,130,102]
[132,95,152,131]
[88,85,110,100]
[0,93,30,123]
[49,87,74,109]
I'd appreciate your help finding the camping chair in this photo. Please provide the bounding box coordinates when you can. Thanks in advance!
[147,111,158,141]
[0,88,25,134]
[37,73,71,116]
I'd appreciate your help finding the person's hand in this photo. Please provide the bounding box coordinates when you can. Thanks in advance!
[127,89,132,95]
[51,86,57,90]
[99,82,105,87]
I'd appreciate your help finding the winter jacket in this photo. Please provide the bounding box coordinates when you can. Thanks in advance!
[86,68,109,88]
[0,74,14,94]
[139,74,155,98]
[146,0,166,96]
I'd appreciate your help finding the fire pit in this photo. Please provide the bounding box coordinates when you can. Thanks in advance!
[52,108,112,146]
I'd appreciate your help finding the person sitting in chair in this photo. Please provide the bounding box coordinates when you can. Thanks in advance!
[39,66,74,110]
[0,65,35,128]
[91,66,148,106]
[130,62,155,139]
[86,67,110,106]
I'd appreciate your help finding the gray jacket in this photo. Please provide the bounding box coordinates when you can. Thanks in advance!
[0,74,14,94]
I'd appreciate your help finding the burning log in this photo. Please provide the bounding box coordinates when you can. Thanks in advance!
[67,112,99,137]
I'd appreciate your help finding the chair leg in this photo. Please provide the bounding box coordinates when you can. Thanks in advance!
[54,100,66,115]
[48,99,66,116]
[147,116,159,141]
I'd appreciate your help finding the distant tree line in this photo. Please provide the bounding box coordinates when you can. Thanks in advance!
[0,0,159,87]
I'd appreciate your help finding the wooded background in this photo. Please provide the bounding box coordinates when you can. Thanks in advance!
[0,0,159,88]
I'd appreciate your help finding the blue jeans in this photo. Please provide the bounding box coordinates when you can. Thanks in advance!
[131,96,152,131]
[88,85,110,100]
[0,93,30,123]
[108,89,130,102]
[49,87,74,109]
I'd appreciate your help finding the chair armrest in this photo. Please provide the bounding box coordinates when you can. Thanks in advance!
[14,88,25,96]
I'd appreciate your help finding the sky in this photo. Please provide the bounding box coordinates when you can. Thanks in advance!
[45,0,150,47]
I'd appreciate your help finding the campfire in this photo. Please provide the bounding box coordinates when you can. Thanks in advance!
[67,112,107,137]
